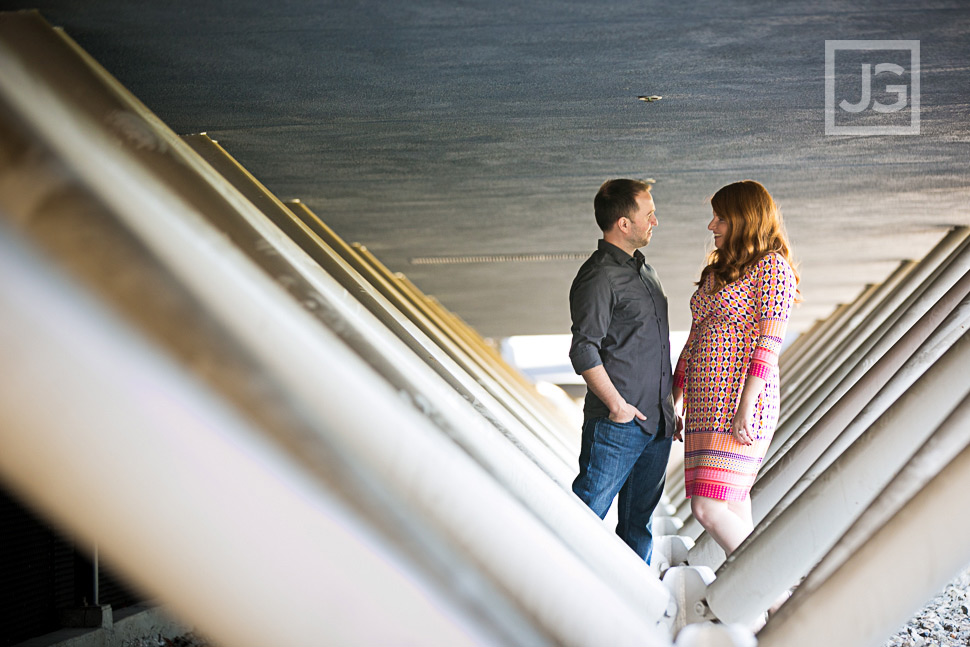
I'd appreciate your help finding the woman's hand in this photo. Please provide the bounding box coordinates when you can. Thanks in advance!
[730,405,754,446]
[672,393,685,442]
[673,413,684,442]
[731,374,766,446]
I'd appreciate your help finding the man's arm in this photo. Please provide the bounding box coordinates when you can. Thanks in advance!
[580,364,645,424]
[570,262,644,423]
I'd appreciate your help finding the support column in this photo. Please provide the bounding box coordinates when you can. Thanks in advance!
[773,230,970,454]
[0,13,673,646]
[182,134,576,479]
[757,396,970,647]
[705,330,970,622]
[752,273,970,522]
[779,227,968,408]
[689,284,970,570]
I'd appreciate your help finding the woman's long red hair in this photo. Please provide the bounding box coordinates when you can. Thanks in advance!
[700,180,801,297]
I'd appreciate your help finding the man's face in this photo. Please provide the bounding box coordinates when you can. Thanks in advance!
[625,191,658,249]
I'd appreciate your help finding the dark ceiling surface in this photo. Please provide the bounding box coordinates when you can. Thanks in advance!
[5,0,969,338]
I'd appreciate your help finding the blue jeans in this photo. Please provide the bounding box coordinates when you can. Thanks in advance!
[572,417,672,564]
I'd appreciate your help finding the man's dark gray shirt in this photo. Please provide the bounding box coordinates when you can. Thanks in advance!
[568,240,675,437]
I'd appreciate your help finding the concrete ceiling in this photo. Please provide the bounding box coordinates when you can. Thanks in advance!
[6,0,969,338]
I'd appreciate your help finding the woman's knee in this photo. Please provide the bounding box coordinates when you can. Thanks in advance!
[691,496,724,527]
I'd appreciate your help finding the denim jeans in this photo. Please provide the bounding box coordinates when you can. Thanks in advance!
[571,416,672,564]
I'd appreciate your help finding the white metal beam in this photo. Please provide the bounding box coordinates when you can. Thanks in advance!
[757,396,970,647]
[0,13,673,646]
[752,274,970,522]
[779,227,968,408]
[706,330,970,622]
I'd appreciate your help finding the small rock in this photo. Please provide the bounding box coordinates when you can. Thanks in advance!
[885,562,970,647]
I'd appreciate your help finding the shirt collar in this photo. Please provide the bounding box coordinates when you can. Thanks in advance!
[598,239,643,268]
[633,249,646,270]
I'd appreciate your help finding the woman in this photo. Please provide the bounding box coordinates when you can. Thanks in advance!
[673,180,799,556]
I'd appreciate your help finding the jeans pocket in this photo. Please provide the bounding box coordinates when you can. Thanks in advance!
[604,417,638,431]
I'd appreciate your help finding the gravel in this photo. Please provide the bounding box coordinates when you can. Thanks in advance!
[884,562,970,647]
[123,633,214,647]
[118,565,970,647]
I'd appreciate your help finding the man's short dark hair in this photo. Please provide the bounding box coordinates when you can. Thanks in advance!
[594,179,651,232]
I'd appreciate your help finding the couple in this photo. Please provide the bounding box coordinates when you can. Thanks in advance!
[568,178,799,564]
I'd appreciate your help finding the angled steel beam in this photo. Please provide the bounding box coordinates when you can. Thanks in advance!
[175,136,671,618]
[705,330,970,622]
[353,242,577,452]
[779,227,968,407]
[779,282,873,378]
[0,224,501,647]
[689,278,970,570]
[758,395,970,647]
[0,12,673,646]
[396,274,581,437]
[777,317,824,369]
[780,259,912,379]
[752,272,970,521]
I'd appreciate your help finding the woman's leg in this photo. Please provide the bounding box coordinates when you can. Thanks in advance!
[727,495,753,533]
[694,494,791,617]
[690,494,754,555]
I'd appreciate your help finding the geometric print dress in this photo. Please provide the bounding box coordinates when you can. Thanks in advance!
[673,252,798,501]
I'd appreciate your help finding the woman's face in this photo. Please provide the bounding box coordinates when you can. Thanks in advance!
[708,211,729,249]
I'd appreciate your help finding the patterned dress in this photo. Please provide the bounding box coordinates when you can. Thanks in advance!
[674,252,797,501]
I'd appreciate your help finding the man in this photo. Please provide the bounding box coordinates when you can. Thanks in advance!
[568,178,679,564]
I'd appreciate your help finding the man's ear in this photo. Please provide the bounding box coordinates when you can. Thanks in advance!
[615,216,630,234]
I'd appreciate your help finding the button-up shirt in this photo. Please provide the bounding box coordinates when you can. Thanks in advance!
[568,240,675,436]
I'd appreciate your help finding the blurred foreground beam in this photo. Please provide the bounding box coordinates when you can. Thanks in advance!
[0,223,491,647]
[0,11,671,646]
